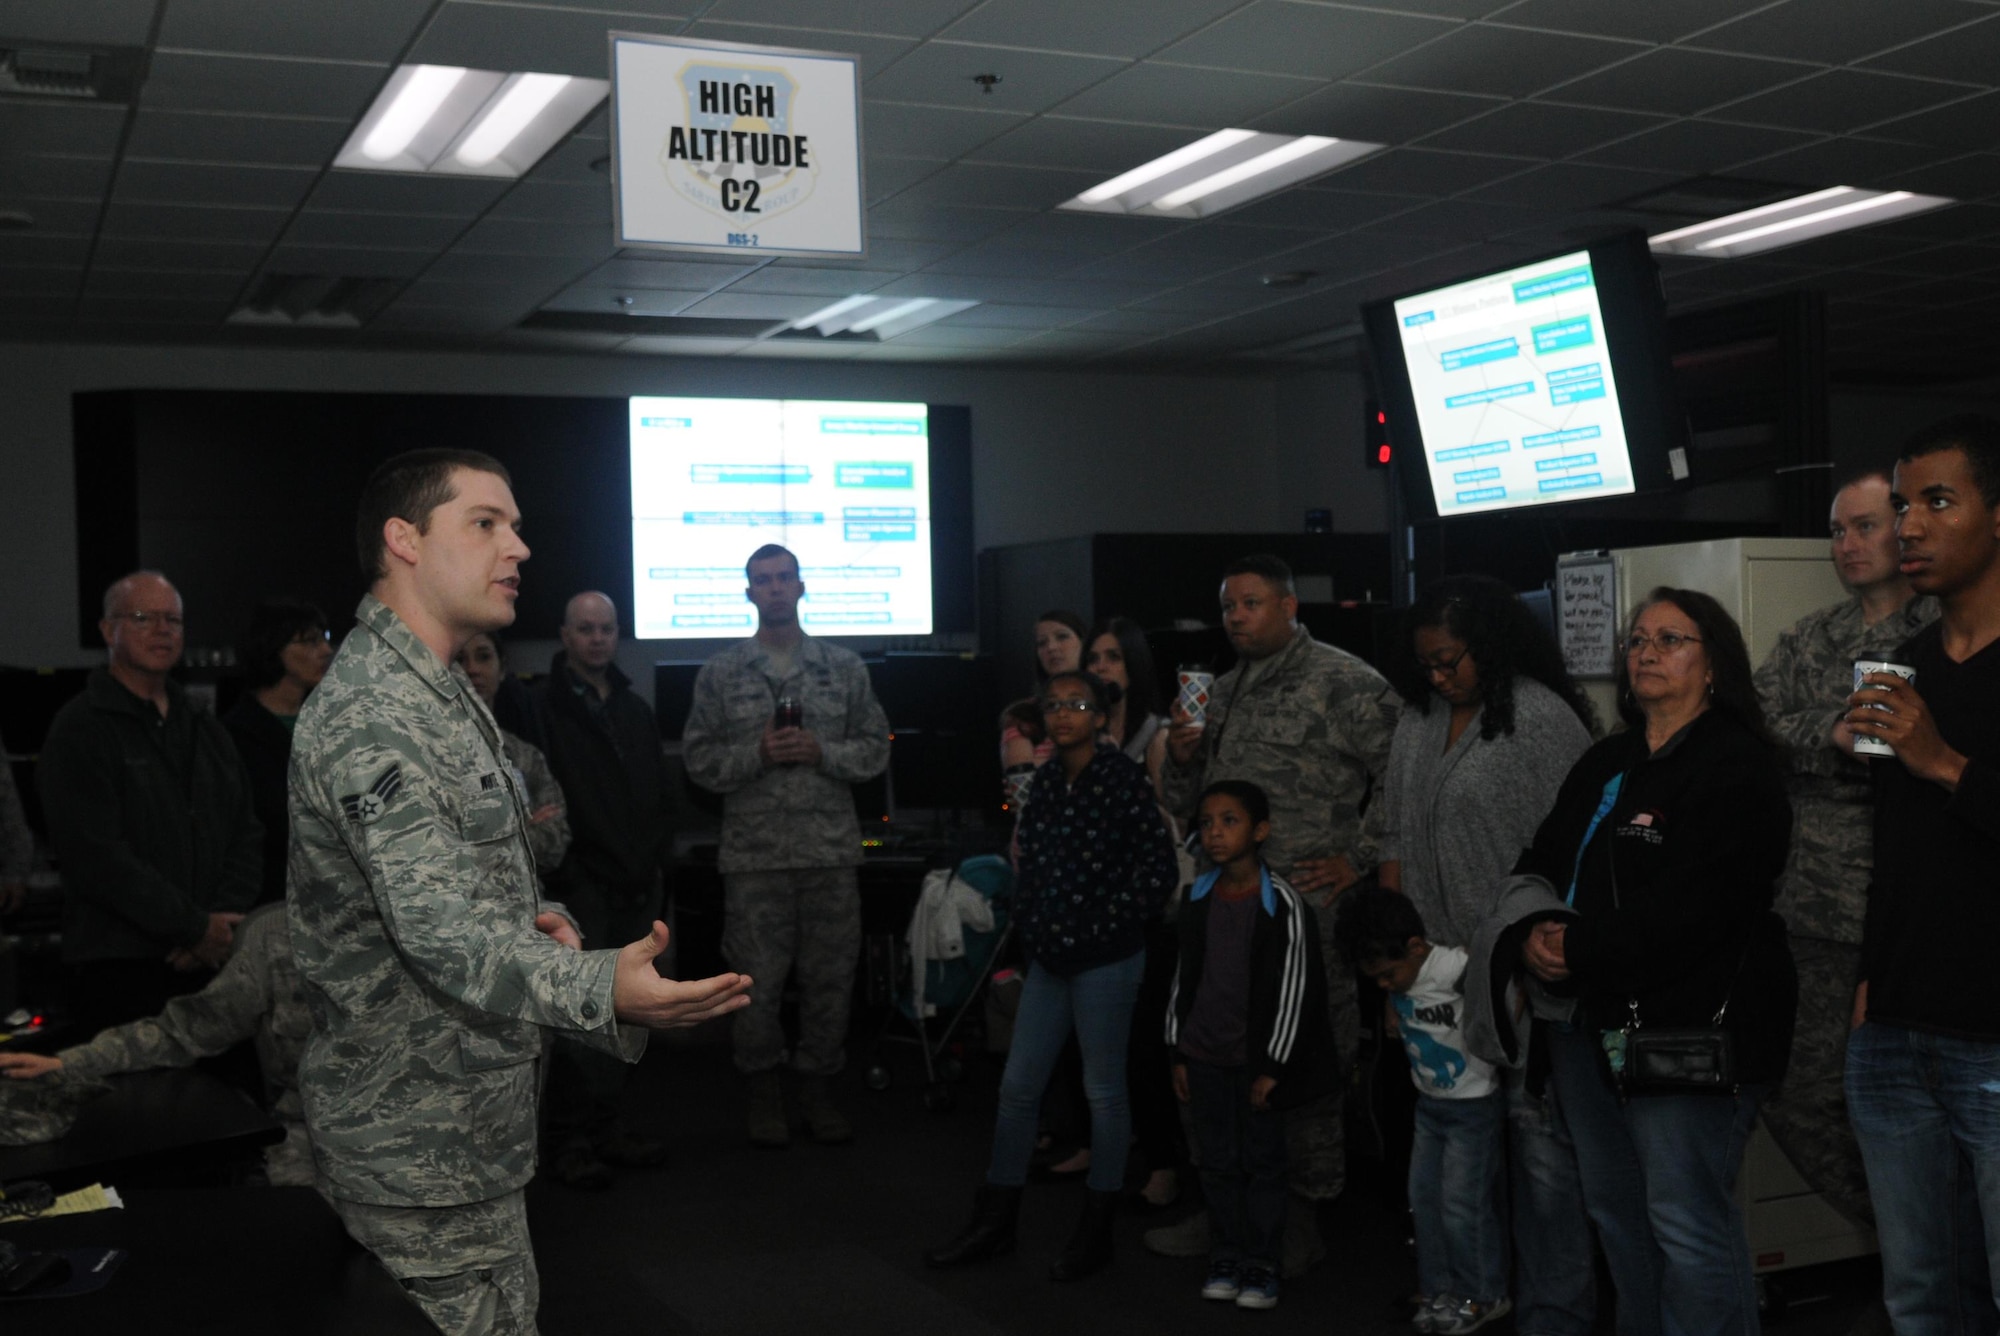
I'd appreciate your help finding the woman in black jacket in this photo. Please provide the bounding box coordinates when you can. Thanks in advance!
[1515,588,1795,1336]
[221,598,331,906]
[928,670,1177,1282]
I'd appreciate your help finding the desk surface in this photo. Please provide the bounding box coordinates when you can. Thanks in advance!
[0,1186,429,1335]
[0,1069,282,1191]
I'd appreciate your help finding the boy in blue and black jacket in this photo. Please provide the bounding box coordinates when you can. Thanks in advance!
[1167,780,1337,1312]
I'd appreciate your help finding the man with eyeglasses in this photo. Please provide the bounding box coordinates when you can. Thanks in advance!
[1157,552,1400,1274]
[37,570,262,1034]
[682,543,891,1149]
[1752,469,1935,1237]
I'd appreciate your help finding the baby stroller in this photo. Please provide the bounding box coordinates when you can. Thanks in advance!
[863,853,1013,1112]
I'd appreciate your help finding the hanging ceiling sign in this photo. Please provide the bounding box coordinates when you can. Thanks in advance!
[610,32,865,259]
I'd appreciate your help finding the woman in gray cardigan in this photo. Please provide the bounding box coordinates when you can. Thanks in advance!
[1378,575,1597,1336]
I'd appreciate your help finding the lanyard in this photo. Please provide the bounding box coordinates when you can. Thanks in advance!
[1567,772,1625,906]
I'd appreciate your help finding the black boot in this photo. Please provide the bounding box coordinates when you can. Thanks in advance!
[925,1185,1021,1268]
[1049,1188,1118,1281]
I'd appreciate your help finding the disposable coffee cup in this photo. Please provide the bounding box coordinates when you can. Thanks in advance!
[1003,762,1036,809]
[1852,660,1916,757]
[1176,666,1216,727]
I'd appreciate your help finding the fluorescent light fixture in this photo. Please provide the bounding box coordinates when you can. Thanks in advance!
[786,295,979,340]
[1061,130,1383,221]
[337,64,608,178]
[1648,186,1955,259]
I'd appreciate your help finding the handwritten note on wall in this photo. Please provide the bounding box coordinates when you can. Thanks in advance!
[1558,556,1618,679]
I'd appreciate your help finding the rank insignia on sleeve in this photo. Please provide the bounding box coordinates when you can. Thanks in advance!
[340,765,404,825]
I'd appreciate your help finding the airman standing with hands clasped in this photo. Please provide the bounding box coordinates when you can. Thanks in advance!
[288,448,750,1336]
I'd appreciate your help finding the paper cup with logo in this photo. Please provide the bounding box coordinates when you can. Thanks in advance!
[1176,665,1216,727]
[1852,659,1916,757]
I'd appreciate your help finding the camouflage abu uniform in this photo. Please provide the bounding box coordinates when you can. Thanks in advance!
[1753,592,1935,1229]
[53,901,313,1184]
[681,634,890,1076]
[1160,625,1400,1201]
[289,595,643,1336]
[498,727,570,877]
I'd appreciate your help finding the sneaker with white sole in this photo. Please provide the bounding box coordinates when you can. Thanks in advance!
[1433,1296,1511,1334]
[1235,1264,1280,1311]
[1200,1260,1241,1302]
[1412,1294,1449,1333]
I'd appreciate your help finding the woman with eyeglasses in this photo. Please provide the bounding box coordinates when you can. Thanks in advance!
[1378,575,1596,1336]
[1510,587,1794,1336]
[929,669,1178,1282]
[223,598,334,905]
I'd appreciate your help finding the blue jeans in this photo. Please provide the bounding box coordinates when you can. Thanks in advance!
[1845,1022,2000,1336]
[987,951,1145,1194]
[1411,1089,1509,1303]
[1186,1060,1289,1268]
[1545,1023,1763,1336]
[1508,1065,1598,1336]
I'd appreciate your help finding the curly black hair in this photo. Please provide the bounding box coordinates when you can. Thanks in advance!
[237,597,328,690]
[1385,574,1595,741]
[1332,884,1428,970]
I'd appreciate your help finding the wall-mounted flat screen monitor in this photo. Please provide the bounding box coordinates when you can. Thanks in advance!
[629,397,937,640]
[1361,232,1687,522]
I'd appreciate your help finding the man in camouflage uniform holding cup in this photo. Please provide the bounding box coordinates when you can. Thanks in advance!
[1157,552,1399,1274]
[288,448,750,1335]
[682,543,890,1150]
[1754,469,1934,1229]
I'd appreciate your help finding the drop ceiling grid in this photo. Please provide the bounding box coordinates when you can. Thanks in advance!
[0,0,1991,379]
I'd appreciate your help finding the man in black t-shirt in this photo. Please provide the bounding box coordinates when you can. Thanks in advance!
[1843,414,2000,1334]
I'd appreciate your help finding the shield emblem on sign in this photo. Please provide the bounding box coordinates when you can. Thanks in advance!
[663,60,816,221]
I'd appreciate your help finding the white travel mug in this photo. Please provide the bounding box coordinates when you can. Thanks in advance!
[1852,659,1916,757]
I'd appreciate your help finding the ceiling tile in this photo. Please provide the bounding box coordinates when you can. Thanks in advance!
[1869,91,2000,152]
[1546,48,1806,115]
[93,236,271,268]
[1347,197,1543,241]
[1316,146,1533,195]
[1071,307,1194,334]
[257,243,434,278]
[489,181,614,223]
[1691,0,1993,65]
[1222,186,1417,230]
[284,210,471,249]
[1575,119,1820,173]
[75,295,230,324]
[1484,0,1757,44]
[1157,3,1458,81]
[1358,25,1640,98]
[1256,83,1501,151]
[1463,161,1682,210]
[523,137,612,185]
[112,160,320,209]
[866,197,1024,242]
[100,201,293,242]
[0,234,91,266]
[0,155,117,197]
[588,255,757,287]
[124,110,352,165]
[1052,61,1325,128]
[142,51,388,119]
[681,23,918,78]
[309,172,513,214]
[409,3,657,79]
[83,269,250,300]
[724,265,903,295]
[538,285,706,314]
[455,216,618,256]
[938,0,1244,59]
[969,117,1218,173]
[936,302,1099,327]
[879,323,1035,347]
[698,0,976,38]
[863,101,1026,159]
[1419,102,1669,157]
[425,251,596,284]
[1713,70,1978,135]
[397,277,546,309]
[0,0,158,44]
[0,267,82,296]
[731,338,863,358]
[1863,11,2000,84]
[867,42,1127,114]
[0,102,130,157]
[1735,137,1949,190]
[866,155,949,201]
[886,161,1102,209]
[157,0,435,62]
[1881,153,2000,201]
[678,291,827,319]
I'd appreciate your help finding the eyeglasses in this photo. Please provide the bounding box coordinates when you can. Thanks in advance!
[112,611,184,630]
[290,629,332,645]
[1414,645,1471,679]
[1623,631,1703,656]
[1040,699,1096,715]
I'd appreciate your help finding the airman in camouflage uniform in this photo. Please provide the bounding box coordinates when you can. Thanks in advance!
[499,727,570,877]
[0,902,313,1184]
[1754,470,1937,1229]
[682,545,891,1146]
[1159,555,1399,1268]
